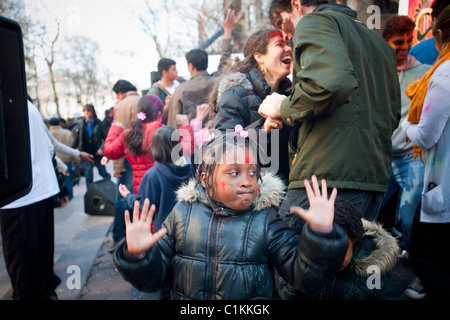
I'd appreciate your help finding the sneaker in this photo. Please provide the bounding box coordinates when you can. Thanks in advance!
[107,240,121,253]
[405,277,426,300]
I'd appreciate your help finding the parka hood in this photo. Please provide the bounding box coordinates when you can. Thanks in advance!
[314,3,357,19]
[352,219,399,276]
[215,70,291,113]
[216,72,253,108]
[154,160,193,186]
[176,172,286,213]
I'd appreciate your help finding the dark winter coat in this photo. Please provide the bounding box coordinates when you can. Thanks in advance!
[113,173,348,300]
[213,69,292,184]
[72,117,107,156]
[278,219,404,300]
[320,219,403,300]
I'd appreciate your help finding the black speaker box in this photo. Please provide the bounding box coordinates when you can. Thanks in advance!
[84,179,116,216]
[0,16,32,207]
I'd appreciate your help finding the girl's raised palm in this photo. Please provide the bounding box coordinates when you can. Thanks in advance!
[125,199,167,256]
[290,175,337,232]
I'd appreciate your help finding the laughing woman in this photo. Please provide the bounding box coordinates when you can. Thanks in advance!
[211,28,293,184]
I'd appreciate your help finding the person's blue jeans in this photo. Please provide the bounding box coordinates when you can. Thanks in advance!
[380,153,424,250]
[83,156,111,188]
[63,161,74,201]
[112,158,133,243]
[279,187,384,235]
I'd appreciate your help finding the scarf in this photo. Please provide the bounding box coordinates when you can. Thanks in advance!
[406,44,450,158]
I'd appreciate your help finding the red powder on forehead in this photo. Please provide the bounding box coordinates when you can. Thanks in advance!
[269,29,283,39]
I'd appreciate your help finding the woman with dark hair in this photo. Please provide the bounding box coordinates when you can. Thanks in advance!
[72,103,111,188]
[103,95,193,194]
[211,28,293,184]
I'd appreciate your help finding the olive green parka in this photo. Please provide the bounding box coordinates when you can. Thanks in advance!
[281,4,401,192]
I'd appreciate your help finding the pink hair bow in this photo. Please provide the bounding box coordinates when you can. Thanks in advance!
[234,124,248,138]
[137,112,147,121]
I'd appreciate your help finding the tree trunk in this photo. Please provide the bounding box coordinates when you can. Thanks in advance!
[47,62,60,118]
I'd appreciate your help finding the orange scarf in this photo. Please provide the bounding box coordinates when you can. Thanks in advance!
[406,44,450,158]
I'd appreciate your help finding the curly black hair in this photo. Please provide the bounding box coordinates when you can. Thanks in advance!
[333,196,365,248]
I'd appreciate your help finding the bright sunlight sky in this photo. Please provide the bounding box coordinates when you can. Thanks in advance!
[23,0,229,92]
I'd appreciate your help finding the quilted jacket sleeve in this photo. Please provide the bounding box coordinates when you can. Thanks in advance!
[103,125,126,160]
[267,208,348,297]
[113,207,178,292]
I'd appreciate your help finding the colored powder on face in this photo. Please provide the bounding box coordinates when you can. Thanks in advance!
[269,29,283,39]
[221,182,229,197]
[282,18,295,37]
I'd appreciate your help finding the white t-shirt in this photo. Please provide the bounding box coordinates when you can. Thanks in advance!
[1,101,59,209]
[163,80,180,95]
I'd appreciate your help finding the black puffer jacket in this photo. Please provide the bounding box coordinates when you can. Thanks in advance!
[114,173,348,300]
[213,69,292,184]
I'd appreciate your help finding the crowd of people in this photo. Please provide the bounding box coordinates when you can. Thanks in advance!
[0,0,449,302]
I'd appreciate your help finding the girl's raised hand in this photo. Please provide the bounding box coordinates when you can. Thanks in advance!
[125,199,167,257]
[290,175,337,233]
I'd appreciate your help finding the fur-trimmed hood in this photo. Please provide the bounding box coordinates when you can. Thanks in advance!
[216,72,253,104]
[352,219,399,276]
[176,172,286,213]
[215,70,291,111]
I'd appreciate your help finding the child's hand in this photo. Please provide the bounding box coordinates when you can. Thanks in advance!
[258,93,286,119]
[290,175,337,233]
[118,183,130,199]
[176,114,190,127]
[125,199,167,257]
[262,117,284,133]
[101,156,109,166]
[195,103,210,121]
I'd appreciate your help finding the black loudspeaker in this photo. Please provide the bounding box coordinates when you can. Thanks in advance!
[84,179,116,216]
[0,16,32,207]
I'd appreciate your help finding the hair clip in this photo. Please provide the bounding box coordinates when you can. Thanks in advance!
[137,112,147,121]
[234,124,248,139]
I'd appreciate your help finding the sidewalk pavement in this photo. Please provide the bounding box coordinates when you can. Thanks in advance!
[0,163,157,301]
[76,226,159,300]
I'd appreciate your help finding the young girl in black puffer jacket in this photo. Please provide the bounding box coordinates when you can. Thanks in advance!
[113,129,348,300]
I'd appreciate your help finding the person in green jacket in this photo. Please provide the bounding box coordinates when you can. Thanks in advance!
[259,0,401,233]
